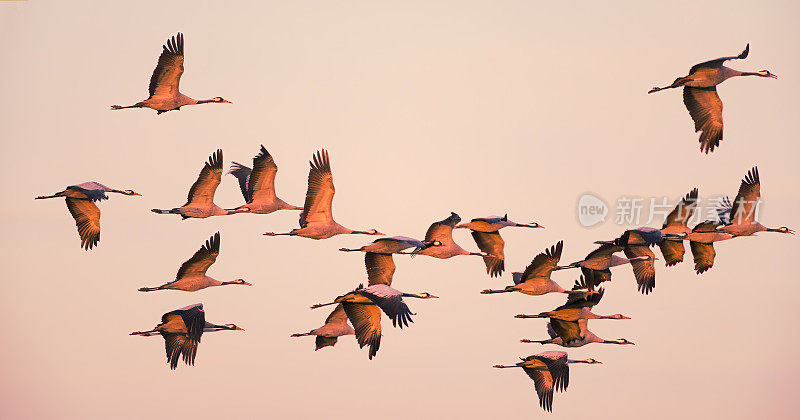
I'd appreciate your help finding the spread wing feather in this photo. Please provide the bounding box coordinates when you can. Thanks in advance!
[185,150,223,206]
[149,33,185,98]
[299,150,335,228]
[65,198,101,250]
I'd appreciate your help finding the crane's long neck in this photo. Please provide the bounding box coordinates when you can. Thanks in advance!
[203,322,236,332]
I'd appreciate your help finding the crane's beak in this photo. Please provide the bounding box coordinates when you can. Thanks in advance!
[234,326,245,331]
[242,280,253,286]
[428,294,440,299]
[222,99,233,103]
[133,192,142,196]
[769,73,778,79]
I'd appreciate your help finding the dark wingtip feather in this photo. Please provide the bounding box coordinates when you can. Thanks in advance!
[740,43,750,59]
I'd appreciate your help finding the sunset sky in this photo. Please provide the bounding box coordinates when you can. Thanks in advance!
[1,1,799,419]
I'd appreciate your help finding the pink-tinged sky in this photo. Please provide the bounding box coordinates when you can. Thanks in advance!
[1,1,798,419]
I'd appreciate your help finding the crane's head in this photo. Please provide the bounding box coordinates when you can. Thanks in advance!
[584,358,602,364]
[768,226,794,234]
[418,292,439,299]
[224,324,245,331]
[610,314,631,320]
[222,279,252,286]
[367,229,383,235]
[758,70,778,79]
[616,338,635,345]
[212,97,233,103]
[123,189,142,196]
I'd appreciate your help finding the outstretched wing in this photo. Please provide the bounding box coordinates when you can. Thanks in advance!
[689,44,749,74]
[248,145,279,204]
[663,188,699,228]
[324,303,349,326]
[522,367,555,412]
[625,245,656,294]
[299,150,335,228]
[424,212,461,243]
[659,240,685,267]
[314,336,339,350]
[549,319,583,344]
[365,252,395,286]
[471,231,505,277]
[227,162,252,202]
[358,285,414,329]
[534,352,570,392]
[185,150,223,206]
[175,232,220,280]
[520,241,563,283]
[690,241,716,274]
[729,167,761,225]
[580,267,611,289]
[148,33,185,99]
[342,303,381,360]
[683,86,723,154]
[65,198,101,250]
[163,334,193,370]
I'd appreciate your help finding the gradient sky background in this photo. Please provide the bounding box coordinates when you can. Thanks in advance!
[1,1,799,419]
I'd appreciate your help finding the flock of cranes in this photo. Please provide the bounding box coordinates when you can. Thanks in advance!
[32,32,792,413]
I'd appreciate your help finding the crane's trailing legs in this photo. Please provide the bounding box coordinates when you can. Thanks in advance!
[648,76,693,94]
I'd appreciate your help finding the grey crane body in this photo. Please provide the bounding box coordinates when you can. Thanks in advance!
[291,304,355,351]
[263,150,382,240]
[715,167,794,237]
[457,214,543,277]
[659,189,699,266]
[152,150,244,219]
[129,303,243,370]
[593,227,670,295]
[227,145,303,214]
[493,351,601,412]
[687,221,732,274]
[455,214,543,232]
[36,181,141,250]
[648,44,777,153]
[521,319,635,348]
[138,233,251,292]
[402,212,485,259]
[310,283,437,359]
[111,33,231,114]
[515,278,630,321]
